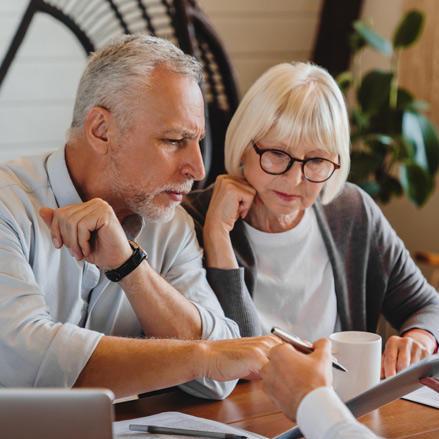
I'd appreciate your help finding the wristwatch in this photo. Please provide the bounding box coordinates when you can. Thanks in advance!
[105,240,148,282]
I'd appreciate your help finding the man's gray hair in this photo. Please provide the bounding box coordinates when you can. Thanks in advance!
[69,35,203,137]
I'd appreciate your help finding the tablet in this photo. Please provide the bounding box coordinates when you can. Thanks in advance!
[275,354,439,439]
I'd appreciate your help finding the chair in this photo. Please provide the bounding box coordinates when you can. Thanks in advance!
[0,0,240,187]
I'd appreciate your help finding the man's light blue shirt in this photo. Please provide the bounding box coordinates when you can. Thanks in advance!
[0,147,239,398]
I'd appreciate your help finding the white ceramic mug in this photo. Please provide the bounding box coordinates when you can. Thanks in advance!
[329,331,382,401]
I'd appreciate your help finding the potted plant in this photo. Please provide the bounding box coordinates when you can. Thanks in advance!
[338,10,439,206]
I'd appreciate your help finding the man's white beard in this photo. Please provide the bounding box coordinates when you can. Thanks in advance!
[113,176,193,223]
[109,152,193,222]
[125,187,179,223]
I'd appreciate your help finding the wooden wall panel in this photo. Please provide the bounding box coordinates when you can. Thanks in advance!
[376,0,439,263]
[399,0,439,127]
[198,0,321,15]
[198,0,322,93]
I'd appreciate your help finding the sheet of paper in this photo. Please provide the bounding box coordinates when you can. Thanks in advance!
[402,386,439,409]
[113,411,267,439]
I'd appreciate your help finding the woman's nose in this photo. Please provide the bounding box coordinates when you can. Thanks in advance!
[285,161,304,185]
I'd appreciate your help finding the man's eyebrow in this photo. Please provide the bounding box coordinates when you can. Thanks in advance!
[162,129,205,139]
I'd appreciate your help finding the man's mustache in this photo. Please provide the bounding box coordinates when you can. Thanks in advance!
[160,181,193,194]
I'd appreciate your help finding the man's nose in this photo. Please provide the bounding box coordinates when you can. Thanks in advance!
[182,141,206,182]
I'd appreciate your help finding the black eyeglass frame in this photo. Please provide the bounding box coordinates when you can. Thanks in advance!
[252,141,341,183]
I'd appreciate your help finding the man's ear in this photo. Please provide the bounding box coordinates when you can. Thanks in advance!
[83,106,115,155]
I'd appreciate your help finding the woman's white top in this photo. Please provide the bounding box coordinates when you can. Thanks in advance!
[244,208,338,341]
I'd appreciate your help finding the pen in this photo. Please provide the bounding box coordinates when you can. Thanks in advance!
[271,327,348,373]
[129,424,248,439]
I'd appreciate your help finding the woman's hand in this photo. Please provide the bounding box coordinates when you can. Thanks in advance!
[203,175,256,269]
[381,329,437,378]
[205,175,256,234]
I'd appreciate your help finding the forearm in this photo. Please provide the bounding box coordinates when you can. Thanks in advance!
[74,336,204,398]
[74,335,278,398]
[397,298,439,345]
[207,267,263,337]
[120,261,202,339]
[203,227,238,269]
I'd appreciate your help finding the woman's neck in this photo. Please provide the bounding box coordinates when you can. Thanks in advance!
[245,197,305,233]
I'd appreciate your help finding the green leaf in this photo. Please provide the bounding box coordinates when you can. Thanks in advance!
[400,162,433,206]
[351,108,370,133]
[364,134,394,146]
[349,150,383,181]
[357,181,381,197]
[349,32,367,54]
[353,21,392,55]
[336,71,353,93]
[402,112,428,169]
[364,134,395,156]
[376,173,403,203]
[358,70,393,114]
[393,10,424,49]
[393,135,413,161]
[369,106,403,135]
[382,174,404,196]
[419,115,439,174]
[402,111,439,174]
[408,100,429,112]
[396,88,414,110]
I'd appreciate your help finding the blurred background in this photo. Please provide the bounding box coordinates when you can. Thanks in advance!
[0,0,438,281]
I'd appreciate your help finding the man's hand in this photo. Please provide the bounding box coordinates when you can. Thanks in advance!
[260,339,333,421]
[199,336,281,382]
[381,329,437,378]
[39,199,132,270]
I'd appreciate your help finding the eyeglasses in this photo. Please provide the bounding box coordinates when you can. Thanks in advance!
[252,141,340,183]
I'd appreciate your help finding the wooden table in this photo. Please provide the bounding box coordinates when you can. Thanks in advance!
[115,381,439,438]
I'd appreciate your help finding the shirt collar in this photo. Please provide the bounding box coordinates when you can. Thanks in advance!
[46,146,144,240]
[46,146,83,208]
[122,214,144,241]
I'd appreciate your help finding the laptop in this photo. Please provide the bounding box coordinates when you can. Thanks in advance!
[0,388,114,439]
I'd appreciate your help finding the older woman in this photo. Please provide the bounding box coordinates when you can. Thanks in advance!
[184,62,439,378]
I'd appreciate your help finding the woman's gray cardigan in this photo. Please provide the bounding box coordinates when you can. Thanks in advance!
[183,183,439,340]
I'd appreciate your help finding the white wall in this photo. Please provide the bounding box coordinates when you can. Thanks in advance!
[0,0,87,161]
[0,0,322,160]
[198,0,322,94]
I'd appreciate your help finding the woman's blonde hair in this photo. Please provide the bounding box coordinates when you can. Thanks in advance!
[224,62,350,204]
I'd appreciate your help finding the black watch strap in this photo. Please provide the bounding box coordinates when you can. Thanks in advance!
[105,240,148,282]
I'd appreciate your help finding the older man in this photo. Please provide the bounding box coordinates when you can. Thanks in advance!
[0,35,278,398]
